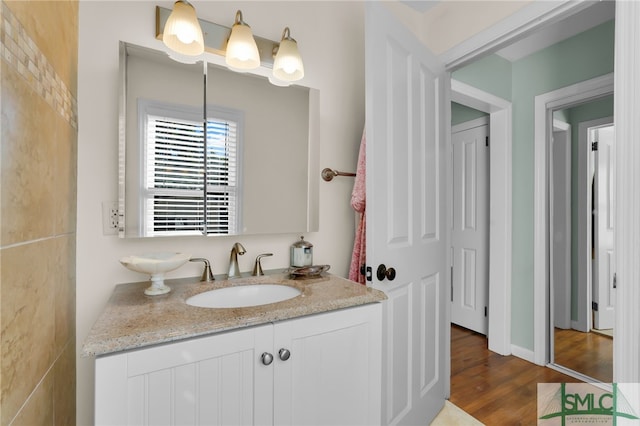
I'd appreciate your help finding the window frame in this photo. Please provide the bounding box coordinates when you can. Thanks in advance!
[138,99,244,237]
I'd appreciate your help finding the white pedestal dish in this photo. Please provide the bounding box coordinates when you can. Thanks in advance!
[119,252,191,295]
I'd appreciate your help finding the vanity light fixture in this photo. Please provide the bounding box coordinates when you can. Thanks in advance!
[162,0,205,56]
[225,10,260,70]
[272,27,304,82]
[156,6,305,84]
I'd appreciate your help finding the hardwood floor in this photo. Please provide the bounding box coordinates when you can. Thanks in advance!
[553,327,613,382]
[449,325,581,425]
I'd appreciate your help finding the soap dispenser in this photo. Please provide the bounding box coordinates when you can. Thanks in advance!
[290,236,313,267]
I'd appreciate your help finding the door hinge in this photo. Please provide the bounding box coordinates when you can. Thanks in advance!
[450,266,453,302]
[485,136,489,147]
[592,141,598,151]
[592,301,599,311]
[484,306,488,317]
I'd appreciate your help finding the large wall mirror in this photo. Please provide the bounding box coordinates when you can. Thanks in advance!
[551,92,614,383]
[119,42,319,238]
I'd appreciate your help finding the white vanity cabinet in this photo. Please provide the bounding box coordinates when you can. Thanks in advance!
[95,303,382,425]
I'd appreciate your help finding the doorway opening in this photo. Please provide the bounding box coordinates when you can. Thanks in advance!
[450,80,512,355]
[450,115,490,335]
[448,2,615,364]
[533,73,614,382]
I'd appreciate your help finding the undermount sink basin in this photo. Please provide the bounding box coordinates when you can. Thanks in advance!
[186,284,301,308]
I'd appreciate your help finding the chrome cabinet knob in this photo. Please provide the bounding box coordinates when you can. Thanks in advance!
[261,352,274,366]
[278,348,291,361]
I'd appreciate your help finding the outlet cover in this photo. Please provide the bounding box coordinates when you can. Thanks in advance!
[102,201,119,235]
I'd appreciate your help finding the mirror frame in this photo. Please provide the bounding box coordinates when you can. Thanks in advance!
[117,41,320,238]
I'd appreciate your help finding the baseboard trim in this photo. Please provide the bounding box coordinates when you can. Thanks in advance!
[511,344,536,364]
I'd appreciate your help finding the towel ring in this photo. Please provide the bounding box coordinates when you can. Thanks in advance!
[321,167,356,182]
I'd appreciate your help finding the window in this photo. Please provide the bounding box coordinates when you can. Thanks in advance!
[140,100,242,236]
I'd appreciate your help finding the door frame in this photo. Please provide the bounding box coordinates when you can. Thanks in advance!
[404,0,640,384]
[551,119,572,331]
[533,73,614,366]
[441,2,599,70]
[451,80,512,355]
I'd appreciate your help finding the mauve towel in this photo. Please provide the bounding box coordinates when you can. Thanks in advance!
[348,129,366,284]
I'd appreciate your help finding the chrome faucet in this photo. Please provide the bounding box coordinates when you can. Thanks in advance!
[227,242,246,278]
[252,253,273,276]
[189,258,215,282]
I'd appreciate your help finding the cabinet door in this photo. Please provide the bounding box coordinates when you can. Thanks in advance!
[273,303,382,425]
[95,324,273,426]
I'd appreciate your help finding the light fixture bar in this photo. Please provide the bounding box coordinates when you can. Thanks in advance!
[155,6,278,68]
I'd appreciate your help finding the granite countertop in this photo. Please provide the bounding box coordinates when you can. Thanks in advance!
[82,271,387,357]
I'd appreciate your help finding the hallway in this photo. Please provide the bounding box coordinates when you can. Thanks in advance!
[450,325,580,425]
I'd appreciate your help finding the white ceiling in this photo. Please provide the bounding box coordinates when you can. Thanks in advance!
[400,1,438,13]
[400,0,615,63]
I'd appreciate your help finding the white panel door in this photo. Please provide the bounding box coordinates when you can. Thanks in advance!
[365,3,448,425]
[451,122,489,334]
[594,125,615,330]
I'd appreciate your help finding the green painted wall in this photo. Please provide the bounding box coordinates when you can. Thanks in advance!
[451,102,487,126]
[452,53,512,100]
[452,19,614,351]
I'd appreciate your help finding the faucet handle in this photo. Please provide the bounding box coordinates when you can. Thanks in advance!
[253,253,273,276]
[190,258,215,282]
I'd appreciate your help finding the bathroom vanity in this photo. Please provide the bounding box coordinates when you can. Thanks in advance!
[83,273,386,425]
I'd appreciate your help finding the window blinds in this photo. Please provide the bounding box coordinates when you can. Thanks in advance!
[144,114,238,236]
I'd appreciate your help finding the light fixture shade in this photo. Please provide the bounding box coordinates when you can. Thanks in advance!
[162,1,205,56]
[273,28,304,82]
[225,11,260,70]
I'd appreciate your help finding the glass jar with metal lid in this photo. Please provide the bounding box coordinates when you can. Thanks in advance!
[290,236,313,267]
